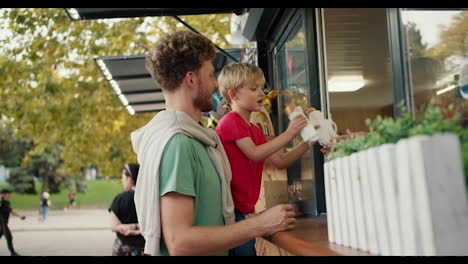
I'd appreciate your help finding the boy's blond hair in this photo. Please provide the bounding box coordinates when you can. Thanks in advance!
[218,62,265,105]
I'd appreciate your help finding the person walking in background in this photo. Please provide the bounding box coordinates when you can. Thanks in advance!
[39,191,51,222]
[0,188,26,256]
[131,30,297,256]
[216,62,312,256]
[109,163,145,256]
[68,192,76,209]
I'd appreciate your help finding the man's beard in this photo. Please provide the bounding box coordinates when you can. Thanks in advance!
[194,81,213,112]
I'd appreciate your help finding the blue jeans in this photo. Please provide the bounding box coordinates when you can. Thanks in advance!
[229,209,256,256]
[40,206,48,222]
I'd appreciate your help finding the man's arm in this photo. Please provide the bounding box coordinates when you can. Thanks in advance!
[160,192,295,256]
[11,209,26,220]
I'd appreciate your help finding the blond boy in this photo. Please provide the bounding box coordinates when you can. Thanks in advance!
[216,62,314,256]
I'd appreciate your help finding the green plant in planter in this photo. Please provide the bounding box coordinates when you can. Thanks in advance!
[366,111,415,145]
[326,134,368,161]
[409,103,462,137]
[326,102,467,187]
[327,105,414,161]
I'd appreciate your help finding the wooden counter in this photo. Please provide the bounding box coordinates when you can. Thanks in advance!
[264,217,374,256]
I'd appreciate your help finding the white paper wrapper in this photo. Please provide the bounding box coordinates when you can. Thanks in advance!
[288,106,319,143]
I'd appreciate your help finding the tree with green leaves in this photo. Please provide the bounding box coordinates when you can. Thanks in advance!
[0,8,232,182]
[405,21,427,58]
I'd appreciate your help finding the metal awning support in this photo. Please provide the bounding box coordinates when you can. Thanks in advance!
[95,49,241,115]
[65,8,247,114]
[65,8,247,20]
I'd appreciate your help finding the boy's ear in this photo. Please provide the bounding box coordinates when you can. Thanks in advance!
[227,88,237,101]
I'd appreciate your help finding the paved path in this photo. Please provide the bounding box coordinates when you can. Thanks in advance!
[0,209,115,256]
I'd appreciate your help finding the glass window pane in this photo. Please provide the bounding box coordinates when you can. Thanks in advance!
[275,19,317,216]
[401,10,468,125]
[323,8,394,134]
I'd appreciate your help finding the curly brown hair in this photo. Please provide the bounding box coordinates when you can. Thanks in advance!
[145,30,216,92]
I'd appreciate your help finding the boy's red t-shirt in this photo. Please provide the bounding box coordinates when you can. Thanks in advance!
[216,112,267,215]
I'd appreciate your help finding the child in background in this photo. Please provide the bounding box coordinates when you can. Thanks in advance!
[216,62,316,256]
[68,192,76,209]
[39,191,51,222]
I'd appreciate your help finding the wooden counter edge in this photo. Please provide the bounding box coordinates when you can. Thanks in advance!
[265,218,374,256]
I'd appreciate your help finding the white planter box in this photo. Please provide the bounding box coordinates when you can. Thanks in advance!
[335,157,351,246]
[350,152,367,251]
[329,159,343,246]
[323,161,335,243]
[358,149,378,254]
[342,156,358,249]
[324,133,467,256]
[407,133,468,255]
[396,137,421,255]
[377,144,402,255]
[367,147,391,255]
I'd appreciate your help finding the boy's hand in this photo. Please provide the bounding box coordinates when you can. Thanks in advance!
[285,115,308,137]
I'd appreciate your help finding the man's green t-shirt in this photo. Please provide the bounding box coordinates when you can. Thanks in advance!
[159,133,227,256]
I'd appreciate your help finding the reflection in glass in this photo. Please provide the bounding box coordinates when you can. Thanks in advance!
[401,10,467,125]
[275,19,316,217]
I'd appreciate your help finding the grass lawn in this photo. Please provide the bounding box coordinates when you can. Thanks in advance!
[0,180,122,210]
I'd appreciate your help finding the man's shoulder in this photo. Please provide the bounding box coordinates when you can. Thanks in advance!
[0,199,11,210]
[169,133,195,143]
[166,133,204,151]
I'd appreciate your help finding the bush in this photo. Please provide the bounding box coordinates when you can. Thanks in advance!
[7,167,36,194]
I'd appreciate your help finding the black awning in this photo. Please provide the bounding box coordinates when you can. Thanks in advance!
[96,49,242,114]
[66,8,247,20]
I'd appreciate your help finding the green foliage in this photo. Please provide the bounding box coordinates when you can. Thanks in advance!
[367,110,415,145]
[0,125,34,167]
[0,8,232,179]
[0,179,121,210]
[409,103,462,137]
[327,104,415,161]
[24,143,64,193]
[326,135,367,161]
[405,21,427,58]
[7,167,36,194]
[327,103,466,166]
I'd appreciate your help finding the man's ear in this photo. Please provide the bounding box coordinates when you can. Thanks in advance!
[184,71,196,89]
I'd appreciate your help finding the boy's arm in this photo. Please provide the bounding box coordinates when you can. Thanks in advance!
[235,114,308,162]
[160,192,295,256]
[266,141,310,170]
[235,130,297,162]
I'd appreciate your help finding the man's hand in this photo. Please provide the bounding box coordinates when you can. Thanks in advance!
[257,204,296,236]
